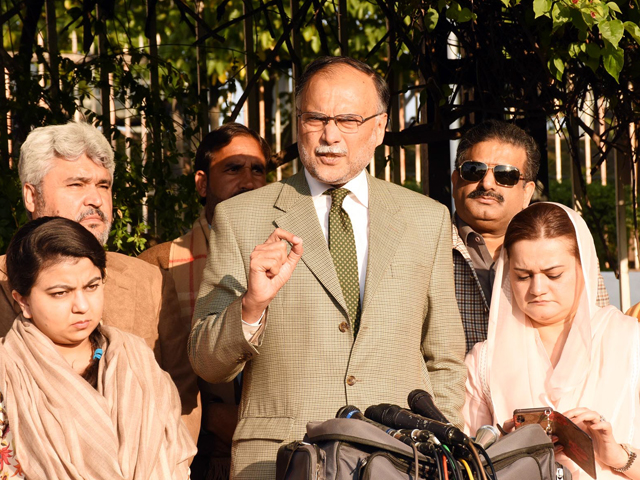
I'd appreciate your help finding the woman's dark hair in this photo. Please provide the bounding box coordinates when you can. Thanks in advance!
[6,216,106,296]
[504,203,580,260]
[6,217,107,389]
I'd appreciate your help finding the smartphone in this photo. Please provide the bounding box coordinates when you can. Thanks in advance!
[513,407,553,431]
[512,407,597,479]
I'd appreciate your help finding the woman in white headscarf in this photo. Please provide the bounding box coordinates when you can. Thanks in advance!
[463,202,640,479]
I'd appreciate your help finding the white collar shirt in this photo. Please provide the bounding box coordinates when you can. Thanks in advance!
[304,168,370,303]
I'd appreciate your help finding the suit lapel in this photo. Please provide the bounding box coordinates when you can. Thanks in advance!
[362,176,406,313]
[274,171,348,316]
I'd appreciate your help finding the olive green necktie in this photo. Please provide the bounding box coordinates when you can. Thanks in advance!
[327,188,361,336]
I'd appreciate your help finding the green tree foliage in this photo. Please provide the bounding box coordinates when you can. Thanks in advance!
[1,0,639,263]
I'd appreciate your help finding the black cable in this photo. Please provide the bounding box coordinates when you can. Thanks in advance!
[440,445,464,480]
[430,443,444,480]
[475,444,497,480]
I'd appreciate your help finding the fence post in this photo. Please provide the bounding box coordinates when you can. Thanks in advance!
[96,3,111,143]
[45,0,59,110]
[243,0,260,132]
[615,145,631,311]
[196,0,208,138]
[338,0,349,56]
[387,0,401,185]
[146,0,162,164]
[598,97,608,185]
[0,60,9,168]
[290,0,301,173]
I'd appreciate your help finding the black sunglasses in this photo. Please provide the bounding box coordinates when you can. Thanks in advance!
[458,161,524,187]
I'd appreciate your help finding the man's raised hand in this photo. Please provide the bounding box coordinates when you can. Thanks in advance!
[241,228,303,322]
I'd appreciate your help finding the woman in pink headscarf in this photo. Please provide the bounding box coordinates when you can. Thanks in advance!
[463,202,640,479]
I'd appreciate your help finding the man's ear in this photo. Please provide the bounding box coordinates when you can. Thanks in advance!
[374,113,388,146]
[11,291,32,319]
[23,183,38,216]
[451,169,460,188]
[523,180,536,208]
[194,171,208,199]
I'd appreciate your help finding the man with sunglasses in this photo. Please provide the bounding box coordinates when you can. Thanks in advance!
[451,120,609,353]
[189,56,466,479]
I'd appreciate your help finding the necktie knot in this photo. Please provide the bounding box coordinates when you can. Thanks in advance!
[327,188,350,210]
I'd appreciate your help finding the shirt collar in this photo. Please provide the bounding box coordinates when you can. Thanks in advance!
[454,212,481,246]
[304,168,369,208]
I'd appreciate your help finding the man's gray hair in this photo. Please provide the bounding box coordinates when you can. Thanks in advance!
[19,121,115,188]
[295,56,390,114]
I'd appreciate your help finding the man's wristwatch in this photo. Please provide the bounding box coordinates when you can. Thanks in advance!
[612,444,637,473]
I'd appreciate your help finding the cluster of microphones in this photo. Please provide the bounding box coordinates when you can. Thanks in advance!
[336,390,500,480]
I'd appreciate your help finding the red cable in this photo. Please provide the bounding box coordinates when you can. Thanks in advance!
[442,454,449,480]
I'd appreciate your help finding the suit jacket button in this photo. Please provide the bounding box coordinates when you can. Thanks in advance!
[346,375,357,386]
[338,321,349,332]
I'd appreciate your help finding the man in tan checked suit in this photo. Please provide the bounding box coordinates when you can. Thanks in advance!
[189,56,466,479]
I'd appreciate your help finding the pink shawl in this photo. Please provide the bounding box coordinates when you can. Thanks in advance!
[0,318,196,480]
[468,203,640,479]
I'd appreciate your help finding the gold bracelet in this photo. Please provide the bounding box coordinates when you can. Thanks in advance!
[613,444,637,473]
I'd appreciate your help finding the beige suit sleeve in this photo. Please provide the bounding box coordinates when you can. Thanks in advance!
[156,269,201,443]
[422,205,467,429]
[189,204,261,384]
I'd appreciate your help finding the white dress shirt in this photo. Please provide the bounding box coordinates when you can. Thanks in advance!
[305,168,370,302]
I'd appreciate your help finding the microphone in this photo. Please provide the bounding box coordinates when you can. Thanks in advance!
[474,425,500,449]
[365,403,468,445]
[335,405,416,449]
[336,406,438,474]
[408,389,450,424]
[398,429,438,444]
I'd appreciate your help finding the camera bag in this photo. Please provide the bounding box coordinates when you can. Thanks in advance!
[483,424,571,480]
[275,418,435,480]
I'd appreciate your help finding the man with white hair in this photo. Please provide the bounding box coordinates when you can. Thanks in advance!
[0,121,200,441]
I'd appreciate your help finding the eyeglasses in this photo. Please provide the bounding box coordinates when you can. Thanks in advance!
[298,112,384,134]
[458,161,525,187]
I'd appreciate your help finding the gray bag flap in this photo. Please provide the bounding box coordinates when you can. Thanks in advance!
[486,424,553,458]
[305,418,417,458]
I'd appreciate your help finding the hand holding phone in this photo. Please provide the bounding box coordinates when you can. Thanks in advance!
[513,407,597,479]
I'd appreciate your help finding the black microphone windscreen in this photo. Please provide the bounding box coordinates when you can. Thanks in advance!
[364,404,394,427]
[408,389,450,424]
[336,405,362,419]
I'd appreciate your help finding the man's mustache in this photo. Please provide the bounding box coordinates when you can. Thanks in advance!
[467,187,504,203]
[76,208,108,223]
[316,145,348,155]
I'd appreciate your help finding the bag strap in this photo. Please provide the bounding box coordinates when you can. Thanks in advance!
[276,441,306,480]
